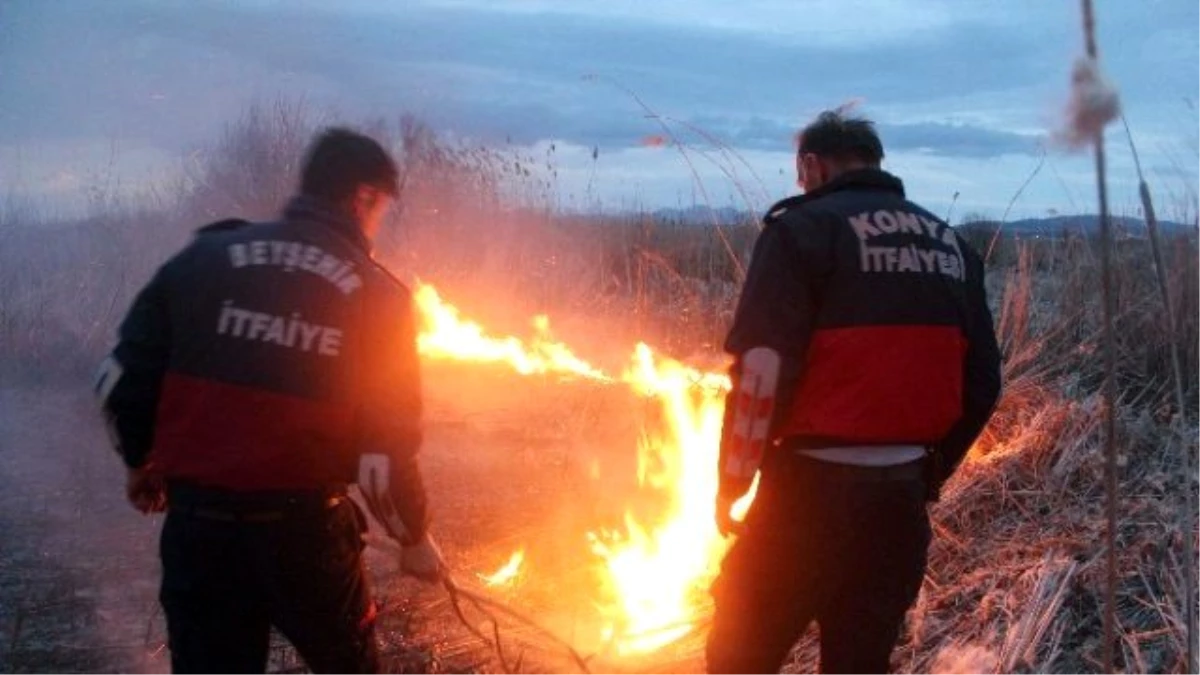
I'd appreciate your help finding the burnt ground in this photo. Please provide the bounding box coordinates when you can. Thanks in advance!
[0,366,661,674]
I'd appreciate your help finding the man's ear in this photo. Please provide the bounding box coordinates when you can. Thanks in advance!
[353,185,376,214]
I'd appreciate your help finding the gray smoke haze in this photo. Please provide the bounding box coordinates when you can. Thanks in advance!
[0,3,1196,672]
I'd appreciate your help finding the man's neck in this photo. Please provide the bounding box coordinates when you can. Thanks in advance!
[827,161,877,182]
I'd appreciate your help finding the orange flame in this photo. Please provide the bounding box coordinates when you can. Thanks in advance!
[414,284,610,382]
[479,549,525,587]
[412,282,757,654]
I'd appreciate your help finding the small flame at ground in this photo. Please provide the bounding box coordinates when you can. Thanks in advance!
[412,282,757,655]
[479,549,525,587]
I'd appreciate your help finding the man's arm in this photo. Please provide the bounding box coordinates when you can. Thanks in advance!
[355,284,428,546]
[931,244,1003,495]
[718,217,826,506]
[94,265,173,469]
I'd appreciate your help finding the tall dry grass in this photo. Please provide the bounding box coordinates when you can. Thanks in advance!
[892,236,1198,673]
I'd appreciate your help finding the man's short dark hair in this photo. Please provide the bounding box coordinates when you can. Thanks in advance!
[300,128,399,206]
[797,111,884,165]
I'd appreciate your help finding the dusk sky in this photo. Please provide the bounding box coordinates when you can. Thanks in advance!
[2,0,1197,220]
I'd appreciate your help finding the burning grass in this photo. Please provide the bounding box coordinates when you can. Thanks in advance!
[370,235,1197,673]
[411,285,737,659]
[376,229,1200,667]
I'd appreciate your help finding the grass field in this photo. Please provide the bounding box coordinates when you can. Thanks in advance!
[0,106,1196,673]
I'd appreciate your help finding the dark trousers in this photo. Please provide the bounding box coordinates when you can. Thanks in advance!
[706,454,931,674]
[159,495,379,674]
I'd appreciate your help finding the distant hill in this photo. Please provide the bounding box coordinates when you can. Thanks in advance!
[649,205,750,225]
[637,208,1197,236]
[957,215,1196,238]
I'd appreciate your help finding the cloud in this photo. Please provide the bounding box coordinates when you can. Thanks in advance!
[0,0,1194,216]
[412,0,986,48]
[664,115,1041,159]
[0,0,1050,142]
[880,122,1042,158]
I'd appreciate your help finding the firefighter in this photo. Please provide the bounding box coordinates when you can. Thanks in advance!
[94,128,443,673]
[707,111,1002,674]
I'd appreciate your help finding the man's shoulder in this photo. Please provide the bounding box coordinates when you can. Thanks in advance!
[762,191,855,229]
[361,258,414,302]
[188,219,272,253]
[759,194,848,249]
[175,219,260,265]
[761,195,811,225]
[164,220,251,269]
[195,218,252,235]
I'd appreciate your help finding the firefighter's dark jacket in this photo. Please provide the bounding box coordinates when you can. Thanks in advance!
[720,169,1002,499]
[100,195,427,538]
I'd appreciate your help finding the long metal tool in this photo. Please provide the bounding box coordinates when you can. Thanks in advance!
[1077,1,1120,671]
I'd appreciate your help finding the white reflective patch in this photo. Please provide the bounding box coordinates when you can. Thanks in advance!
[723,347,781,479]
[101,413,124,457]
[357,453,411,542]
[358,453,390,493]
[93,355,124,404]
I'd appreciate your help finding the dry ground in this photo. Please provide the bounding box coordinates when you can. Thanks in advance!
[0,363,654,674]
[1,355,1193,674]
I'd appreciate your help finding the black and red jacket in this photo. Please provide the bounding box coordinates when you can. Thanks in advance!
[98,195,427,537]
[720,169,1002,497]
